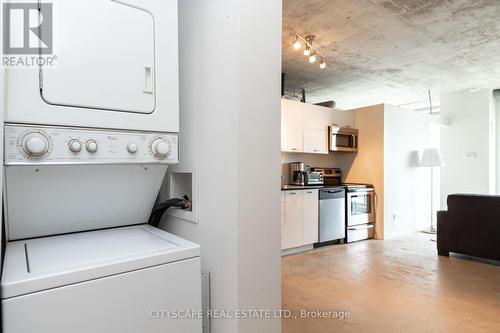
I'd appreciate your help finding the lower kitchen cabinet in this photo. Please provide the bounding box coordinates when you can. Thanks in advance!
[281,189,319,250]
[282,191,303,249]
[302,189,319,244]
[280,192,286,249]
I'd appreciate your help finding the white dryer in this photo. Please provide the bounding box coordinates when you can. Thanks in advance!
[4,0,179,132]
[1,124,201,332]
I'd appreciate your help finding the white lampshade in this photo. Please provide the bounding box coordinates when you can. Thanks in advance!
[420,148,445,167]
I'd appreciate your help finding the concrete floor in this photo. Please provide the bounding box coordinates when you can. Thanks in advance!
[282,233,500,333]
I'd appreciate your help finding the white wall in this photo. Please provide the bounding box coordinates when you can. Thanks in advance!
[440,89,496,209]
[161,1,281,332]
[429,121,442,221]
[344,104,385,238]
[344,104,432,239]
[383,105,431,238]
[495,91,500,193]
[237,0,281,332]
[0,2,4,270]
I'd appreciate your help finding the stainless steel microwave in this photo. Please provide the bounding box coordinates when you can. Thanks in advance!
[329,126,358,152]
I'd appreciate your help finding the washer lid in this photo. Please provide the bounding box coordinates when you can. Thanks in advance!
[1,225,200,299]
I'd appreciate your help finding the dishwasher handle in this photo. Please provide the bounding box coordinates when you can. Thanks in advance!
[320,189,345,200]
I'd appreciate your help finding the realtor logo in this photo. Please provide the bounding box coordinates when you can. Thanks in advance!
[3,2,53,55]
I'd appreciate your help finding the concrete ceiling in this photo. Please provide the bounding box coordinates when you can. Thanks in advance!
[282,0,500,110]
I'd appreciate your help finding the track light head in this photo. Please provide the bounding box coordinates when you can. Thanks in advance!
[309,51,317,63]
[320,59,326,69]
[293,35,301,50]
[304,45,311,56]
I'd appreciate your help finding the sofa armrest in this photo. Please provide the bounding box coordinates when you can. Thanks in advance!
[437,211,449,256]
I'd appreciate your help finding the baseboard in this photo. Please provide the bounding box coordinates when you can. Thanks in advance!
[281,244,314,256]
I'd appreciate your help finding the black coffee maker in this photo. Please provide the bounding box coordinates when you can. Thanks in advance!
[289,162,306,186]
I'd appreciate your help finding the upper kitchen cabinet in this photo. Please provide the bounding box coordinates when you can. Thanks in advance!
[281,103,287,151]
[331,110,355,128]
[302,103,330,154]
[303,104,332,129]
[303,128,328,154]
[282,99,304,152]
[281,99,354,154]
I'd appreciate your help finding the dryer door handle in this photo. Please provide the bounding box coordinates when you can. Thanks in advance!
[143,65,154,94]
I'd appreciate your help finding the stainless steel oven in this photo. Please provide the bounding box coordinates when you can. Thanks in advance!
[346,184,375,242]
[329,126,358,153]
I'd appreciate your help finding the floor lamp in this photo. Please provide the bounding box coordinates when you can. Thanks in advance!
[421,148,444,234]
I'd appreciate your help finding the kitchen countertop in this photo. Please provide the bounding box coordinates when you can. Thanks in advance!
[281,185,343,191]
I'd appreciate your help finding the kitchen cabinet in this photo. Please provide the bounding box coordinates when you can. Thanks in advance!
[302,104,329,154]
[302,189,319,245]
[331,110,355,128]
[303,104,332,129]
[282,99,303,152]
[280,103,287,151]
[303,128,328,154]
[280,192,286,249]
[281,189,319,250]
[281,99,354,154]
[283,191,303,249]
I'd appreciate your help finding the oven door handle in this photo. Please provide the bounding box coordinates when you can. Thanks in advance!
[349,188,374,193]
[347,224,374,231]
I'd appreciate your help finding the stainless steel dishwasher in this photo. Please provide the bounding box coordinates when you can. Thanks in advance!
[318,186,346,244]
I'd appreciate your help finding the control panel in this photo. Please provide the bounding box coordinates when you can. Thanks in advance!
[4,124,179,165]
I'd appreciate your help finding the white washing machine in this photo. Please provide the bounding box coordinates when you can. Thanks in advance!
[4,0,179,132]
[2,225,201,333]
[1,124,202,332]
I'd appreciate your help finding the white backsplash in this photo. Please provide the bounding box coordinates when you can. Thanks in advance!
[281,152,356,185]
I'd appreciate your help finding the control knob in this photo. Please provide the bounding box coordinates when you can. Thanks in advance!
[150,138,171,159]
[86,140,98,153]
[22,132,50,157]
[68,139,82,153]
[127,142,138,154]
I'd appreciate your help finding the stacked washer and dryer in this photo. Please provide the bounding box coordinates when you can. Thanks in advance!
[1,1,201,332]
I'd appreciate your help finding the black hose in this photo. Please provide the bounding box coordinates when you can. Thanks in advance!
[148,195,191,227]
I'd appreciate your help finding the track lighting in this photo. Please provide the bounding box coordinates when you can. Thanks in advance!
[292,33,327,70]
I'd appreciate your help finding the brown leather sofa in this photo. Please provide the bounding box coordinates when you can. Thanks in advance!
[437,194,500,261]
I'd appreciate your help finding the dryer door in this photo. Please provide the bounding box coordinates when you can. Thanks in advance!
[40,0,155,114]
